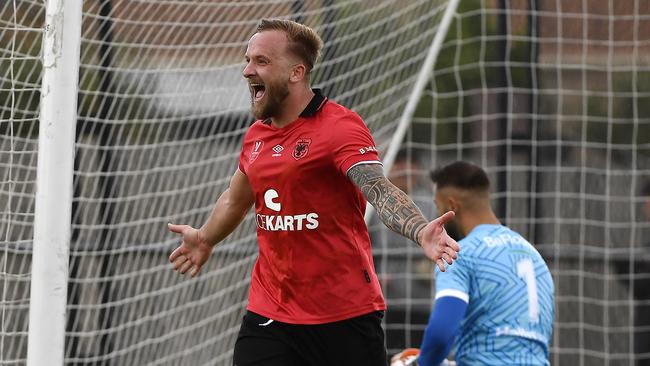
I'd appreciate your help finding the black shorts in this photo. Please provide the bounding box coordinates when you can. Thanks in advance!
[233,310,387,366]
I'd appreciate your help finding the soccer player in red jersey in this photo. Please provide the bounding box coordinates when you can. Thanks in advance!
[168,19,460,366]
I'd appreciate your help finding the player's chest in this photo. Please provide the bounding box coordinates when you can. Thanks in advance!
[245,130,334,186]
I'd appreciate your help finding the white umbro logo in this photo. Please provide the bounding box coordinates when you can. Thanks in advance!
[272,144,283,157]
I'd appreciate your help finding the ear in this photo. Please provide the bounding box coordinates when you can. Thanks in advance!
[447,196,460,214]
[289,63,307,83]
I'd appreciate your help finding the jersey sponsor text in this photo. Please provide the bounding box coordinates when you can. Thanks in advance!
[256,213,319,231]
[259,189,319,231]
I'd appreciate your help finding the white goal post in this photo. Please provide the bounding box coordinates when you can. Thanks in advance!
[2,1,456,364]
[27,1,82,365]
[8,1,647,365]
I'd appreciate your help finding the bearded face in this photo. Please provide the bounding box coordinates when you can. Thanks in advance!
[248,75,290,120]
[443,218,463,241]
[243,31,300,121]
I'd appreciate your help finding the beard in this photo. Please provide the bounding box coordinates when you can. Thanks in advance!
[444,220,463,241]
[250,78,290,120]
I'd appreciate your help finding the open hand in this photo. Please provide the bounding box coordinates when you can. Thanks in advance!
[417,211,460,272]
[168,223,213,277]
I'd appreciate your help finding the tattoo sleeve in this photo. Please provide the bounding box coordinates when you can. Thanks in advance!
[347,163,428,245]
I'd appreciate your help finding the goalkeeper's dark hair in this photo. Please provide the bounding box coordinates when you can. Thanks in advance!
[257,19,323,74]
[430,161,490,192]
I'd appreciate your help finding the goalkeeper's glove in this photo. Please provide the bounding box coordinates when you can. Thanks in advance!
[390,348,419,366]
[391,348,457,366]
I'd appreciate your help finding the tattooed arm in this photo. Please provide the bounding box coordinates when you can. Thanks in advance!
[347,163,428,243]
[347,163,460,271]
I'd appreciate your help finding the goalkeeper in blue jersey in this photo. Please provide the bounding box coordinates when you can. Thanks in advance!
[394,161,555,366]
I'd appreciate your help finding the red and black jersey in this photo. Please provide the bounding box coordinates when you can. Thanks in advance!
[238,89,386,324]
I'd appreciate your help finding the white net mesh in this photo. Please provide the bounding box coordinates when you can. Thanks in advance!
[379,0,650,364]
[1,0,453,364]
[0,1,43,364]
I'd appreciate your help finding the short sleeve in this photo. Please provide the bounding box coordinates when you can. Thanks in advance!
[330,114,382,175]
[238,144,248,175]
[435,254,471,303]
[238,124,260,176]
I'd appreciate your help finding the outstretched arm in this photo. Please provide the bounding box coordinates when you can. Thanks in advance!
[347,163,459,271]
[418,296,467,365]
[168,169,254,277]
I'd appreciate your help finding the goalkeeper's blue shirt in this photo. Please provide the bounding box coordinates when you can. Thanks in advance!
[433,224,554,365]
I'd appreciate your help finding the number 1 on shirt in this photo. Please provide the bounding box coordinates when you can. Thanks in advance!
[517,258,539,323]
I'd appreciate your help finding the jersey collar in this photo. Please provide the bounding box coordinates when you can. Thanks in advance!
[262,88,327,125]
[299,88,328,118]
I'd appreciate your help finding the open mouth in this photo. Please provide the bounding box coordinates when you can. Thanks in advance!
[250,83,266,102]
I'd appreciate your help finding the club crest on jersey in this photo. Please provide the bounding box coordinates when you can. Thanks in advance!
[249,140,263,163]
[292,138,311,160]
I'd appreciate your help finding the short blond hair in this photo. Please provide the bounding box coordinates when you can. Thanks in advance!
[256,18,323,73]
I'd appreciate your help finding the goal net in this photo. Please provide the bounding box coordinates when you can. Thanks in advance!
[377,0,650,365]
[0,0,453,364]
